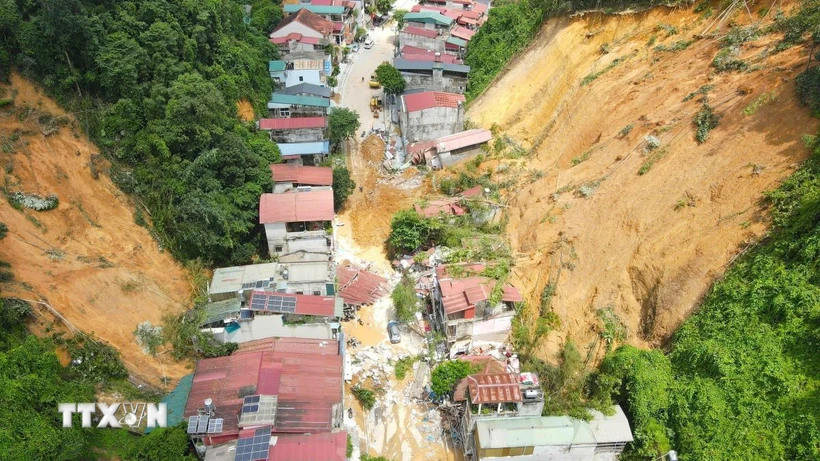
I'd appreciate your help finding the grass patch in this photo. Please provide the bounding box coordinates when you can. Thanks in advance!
[581,52,636,87]
[694,99,720,144]
[682,84,714,102]
[743,92,776,115]
[712,47,749,72]
[638,146,669,175]
[394,355,420,380]
[654,40,694,52]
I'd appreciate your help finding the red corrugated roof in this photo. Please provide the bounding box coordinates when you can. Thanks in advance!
[270,32,322,45]
[268,431,347,461]
[460,9,484,19]
[414,199,465,218]
[473,2,488,14]
[403,26,439,38]
[403,91,465,112]
[458,17,478,25]
[442,9,461,19]
[460,185,484,197]
[333,22,343,32]
[259,190,334,223]
[450,25,476,40]
[272,9,334,37]
[337,264,387,305]
[259,117,327,130]
[468,373,522,404]
[270,164,333,186]
[401,46,462,63]
[436,264,522,315]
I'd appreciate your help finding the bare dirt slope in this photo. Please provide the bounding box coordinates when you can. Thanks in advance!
[468,5,817,359]
[0,73,192,388]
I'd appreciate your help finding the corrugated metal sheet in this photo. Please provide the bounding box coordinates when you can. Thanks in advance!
[280,83,332,98]
[337,265,387,306]
[277,141,330,156]
[248,291,338,317]
[402,26,439,38]
[270,164,333,186]
[468,373,522,404]
[259,117,327,130]
[268,431,347,461]
[414,199,465,217]
[259,190,334,223]
[394,58,470,73]
[436,129,492,153]
[402,91,465,112]
[450,25,476,40]
[185,338,343,439]
[199,298,242,326]
[269,93,331,108]
[445,36,468,47]
[270,60,287,72]
[271,9,334,37]
[436,264,523,315]
[404,11,453,26]
[473,2,488,13]
[400,46,462,64]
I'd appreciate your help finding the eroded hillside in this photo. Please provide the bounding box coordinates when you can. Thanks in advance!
[0,74,192,388]
[468,5,817,357]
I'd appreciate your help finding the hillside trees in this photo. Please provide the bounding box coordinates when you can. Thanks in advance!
[0,0,280,265]
[332,166,356,212]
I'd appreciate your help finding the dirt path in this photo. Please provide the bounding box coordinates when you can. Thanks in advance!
[0,74,192,388]
[467,4,817,361]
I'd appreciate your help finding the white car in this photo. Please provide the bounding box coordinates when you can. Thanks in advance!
[351,43,360,53]
[364,38,374,49]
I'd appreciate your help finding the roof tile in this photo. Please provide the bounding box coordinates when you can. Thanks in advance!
[259,190,334,223]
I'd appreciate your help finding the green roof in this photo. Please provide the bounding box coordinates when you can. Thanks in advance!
[145,374,193,434]
[269,60,286,72]
[445,36,467,47]
[404,11,453,26]
[268,92,331,108]
[199,298,242,326]
[284,4,346,15]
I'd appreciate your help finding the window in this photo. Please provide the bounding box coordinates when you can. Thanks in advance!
[296,291,304,295]
[313,290,321,296]
[279,109,290,117]
[299,76,304,82]
[274,245,283,252]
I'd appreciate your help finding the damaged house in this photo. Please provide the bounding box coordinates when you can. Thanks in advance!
[399,91,466,143]
[259,190,334,262]
[430,263,523,347]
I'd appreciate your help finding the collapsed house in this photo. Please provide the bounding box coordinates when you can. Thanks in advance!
[406,128,492,168]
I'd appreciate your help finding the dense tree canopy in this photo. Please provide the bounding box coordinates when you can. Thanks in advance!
[332,166,356,213]
[328,107,361,148]
[374,62,405,95]
[0,0,282,265]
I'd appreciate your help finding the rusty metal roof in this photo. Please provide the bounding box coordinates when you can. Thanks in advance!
[468,373,522,404]
[337,264,387,306]
[270,164,333,186]
[269,431,347,461]
[436,264,523,315]
[184,337,342,438]
[258,190,334,224]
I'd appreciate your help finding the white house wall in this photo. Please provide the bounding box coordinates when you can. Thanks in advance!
[271,22,325,40]
[478,445,621,461]
[404,106,464,143]
[282,69,323,87]
[205,315,336,343]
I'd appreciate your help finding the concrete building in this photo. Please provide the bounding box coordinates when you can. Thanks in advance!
[267,93,330,118]
[269,8,334,44]
[207,261,335,302]
[259,190,334,262]
[430,263,523,346]
[401,45,463,64]
[278,140,330,165]
[407,129,492,168]
[284,4,355,44]
[399,26,446,53]
[394,57,470,94]
[199,291,343,343]
[399,91,466,143]
[269,55,331,88]
[453,371,546,459]
[472,406,634,461]
[182,337,345,449]
[259,117,327,143]
[270,163,333,194]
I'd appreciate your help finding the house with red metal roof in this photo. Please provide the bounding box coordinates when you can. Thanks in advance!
[203,429,348,461]
[259,190,334,262]
[430,262,523,345]
[183,337,345,450]
[259,116,327,144]
[270,164,333,194]
[198,290,344,344]
[450,371,546,459]
[399,91,466,143]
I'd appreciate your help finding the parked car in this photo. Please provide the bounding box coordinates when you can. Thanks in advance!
[364,38,374,49]
[387,321,401,344]
[351,43,360,53]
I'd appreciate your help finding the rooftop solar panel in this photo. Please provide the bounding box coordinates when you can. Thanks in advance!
[196,415,210,433]
[244,395,260,404]
[186,416,199,434]
[235,427,271,461]
[207,418,223,434]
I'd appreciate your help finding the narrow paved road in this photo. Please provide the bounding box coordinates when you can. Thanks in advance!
[340,26,396,131]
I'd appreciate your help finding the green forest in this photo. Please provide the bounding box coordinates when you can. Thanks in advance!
[0,0,283,265]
